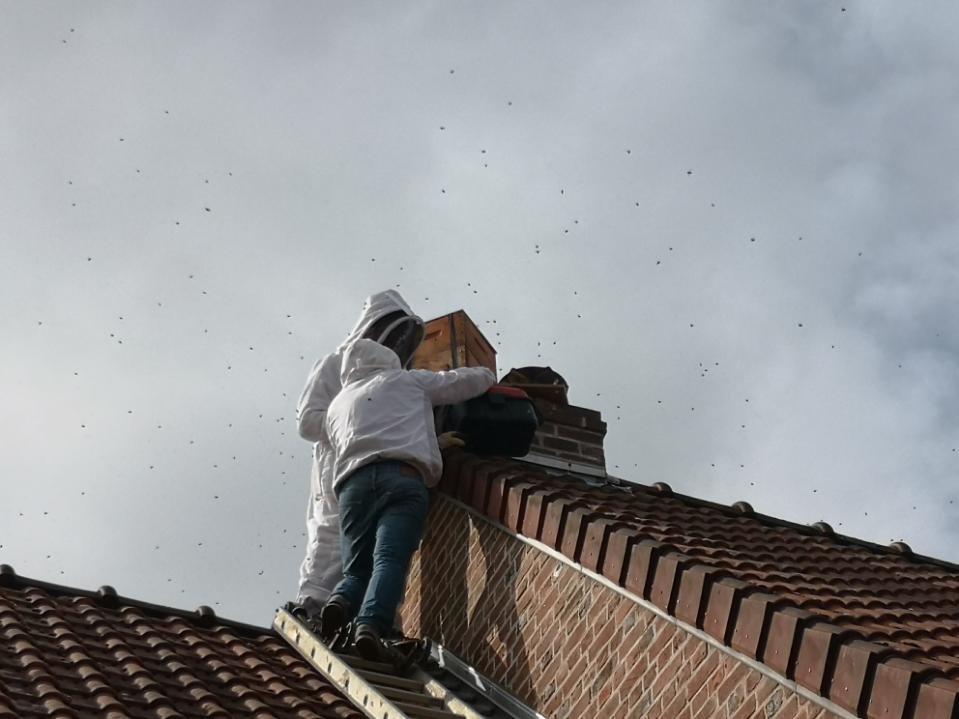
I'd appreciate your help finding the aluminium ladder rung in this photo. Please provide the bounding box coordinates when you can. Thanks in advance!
[337,653,398,674]
[391,703,467,719]
[355,667,428,691]
[374,685,445,707]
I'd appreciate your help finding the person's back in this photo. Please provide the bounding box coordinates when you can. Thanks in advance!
[326,339,494,491]
[320,338,495,658]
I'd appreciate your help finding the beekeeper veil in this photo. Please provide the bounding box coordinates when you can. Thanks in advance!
[342,290,425,368]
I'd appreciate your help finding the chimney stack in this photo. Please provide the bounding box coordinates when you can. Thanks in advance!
[411,310,607,477]
[500,367,607,477]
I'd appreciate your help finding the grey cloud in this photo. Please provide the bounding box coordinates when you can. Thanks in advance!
[1,2,957,625]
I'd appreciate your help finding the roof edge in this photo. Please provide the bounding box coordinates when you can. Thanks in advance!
[0,564,273,637]
[514,448,959,573]
[443,495,861,719]
[433,452,959,717]
[600,473,959,574]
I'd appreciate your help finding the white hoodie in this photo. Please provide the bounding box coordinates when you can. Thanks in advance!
[326,338,496,490]
[295,290,424,602]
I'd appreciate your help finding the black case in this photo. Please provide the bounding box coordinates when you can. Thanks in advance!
[439,385,541,457]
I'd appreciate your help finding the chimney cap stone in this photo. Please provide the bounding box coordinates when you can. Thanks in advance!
[501,366,569,404]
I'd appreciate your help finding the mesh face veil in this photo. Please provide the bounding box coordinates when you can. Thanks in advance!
[375,314,425,368]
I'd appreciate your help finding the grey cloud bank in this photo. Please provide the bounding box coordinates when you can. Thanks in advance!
[1,2,957,625]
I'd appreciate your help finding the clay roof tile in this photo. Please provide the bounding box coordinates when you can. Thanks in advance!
[0,569,366,718]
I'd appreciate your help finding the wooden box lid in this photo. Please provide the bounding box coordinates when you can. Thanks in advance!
[410,310,497,375]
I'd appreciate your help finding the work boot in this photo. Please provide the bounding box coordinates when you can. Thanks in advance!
[320,598,349,640]
[354,623,384,662]
[288,597,324,633]
[382,636,432,675]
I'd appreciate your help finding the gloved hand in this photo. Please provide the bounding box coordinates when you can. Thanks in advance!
[437,432,466,450]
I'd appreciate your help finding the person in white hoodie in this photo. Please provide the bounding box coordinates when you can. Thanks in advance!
[320,337,495,658]
[294,291,426,620]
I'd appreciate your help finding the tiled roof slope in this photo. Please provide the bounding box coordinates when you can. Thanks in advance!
[0,568,365,719]
[437,450,959,717]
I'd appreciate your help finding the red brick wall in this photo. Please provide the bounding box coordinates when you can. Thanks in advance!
[528,419,606,469]
[401,496,843,719]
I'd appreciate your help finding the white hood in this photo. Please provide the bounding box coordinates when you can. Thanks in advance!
[340,338,402,386]
[296,289,421,416]
[337,289,422,353]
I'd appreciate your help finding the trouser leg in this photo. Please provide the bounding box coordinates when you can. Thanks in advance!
[297,522,342,604]
[328,468,376,617]
[355,472,428,634]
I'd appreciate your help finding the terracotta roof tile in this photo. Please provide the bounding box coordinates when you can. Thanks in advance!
[0,571,365,719]
[438,450,959,715]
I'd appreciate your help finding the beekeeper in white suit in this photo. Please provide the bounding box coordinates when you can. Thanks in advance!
[293,290,426,619]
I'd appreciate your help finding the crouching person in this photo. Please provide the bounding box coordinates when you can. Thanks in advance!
[321,337,495,659]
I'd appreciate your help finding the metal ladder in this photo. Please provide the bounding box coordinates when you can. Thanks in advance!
[274,608,485,719]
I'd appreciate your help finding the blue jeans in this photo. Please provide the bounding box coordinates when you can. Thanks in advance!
[330,460,429,634]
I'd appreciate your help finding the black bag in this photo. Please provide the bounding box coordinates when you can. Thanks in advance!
[439,385,541,457]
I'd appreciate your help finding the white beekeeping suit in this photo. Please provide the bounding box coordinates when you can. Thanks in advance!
[295,290,424,603]
[326,338,496,492]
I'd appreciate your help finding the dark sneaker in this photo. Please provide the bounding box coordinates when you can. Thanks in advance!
[354,623,384,662]
[288,597,324,632]
[382,636,432,675]
[320,599,348,640]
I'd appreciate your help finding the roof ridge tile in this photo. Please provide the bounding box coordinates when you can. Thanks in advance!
[674,563,730,627]
[623,539,678,600]
[649,551,698,614]
[730,591,789,659]
[915,677,959,718]
[870,657,942,717]
[793,621,858,696]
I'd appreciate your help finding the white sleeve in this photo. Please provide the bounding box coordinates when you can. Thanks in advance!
[296,353,340,441]
[410,366,497,406]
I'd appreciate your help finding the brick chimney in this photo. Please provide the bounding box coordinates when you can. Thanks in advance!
[410,311,607,477]
[500,366,607,477]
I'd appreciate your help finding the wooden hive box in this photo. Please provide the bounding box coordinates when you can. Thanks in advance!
[410,310,497,375]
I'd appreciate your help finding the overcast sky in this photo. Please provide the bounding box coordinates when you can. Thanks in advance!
[2,2,957,627]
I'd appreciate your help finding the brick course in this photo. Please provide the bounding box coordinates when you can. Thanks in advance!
[401,496,843,719]
[525,411,607,469]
